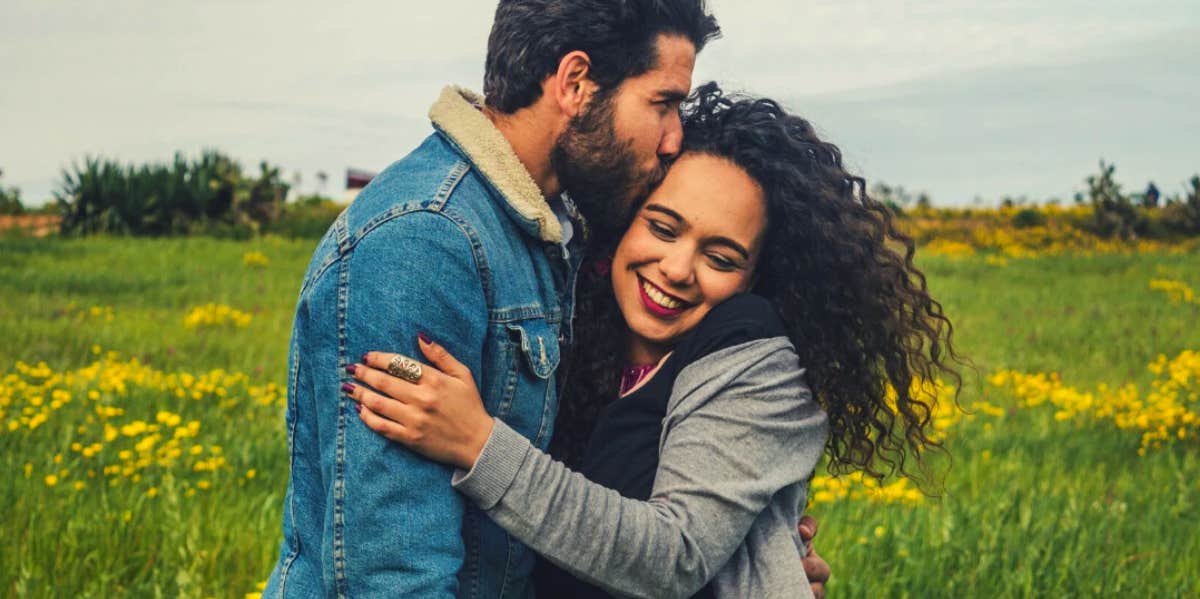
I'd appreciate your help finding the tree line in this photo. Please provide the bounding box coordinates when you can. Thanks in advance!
[3,155,1198,240]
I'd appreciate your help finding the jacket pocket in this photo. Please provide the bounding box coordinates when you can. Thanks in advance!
[506,319,561,379]
[494,318,561,445]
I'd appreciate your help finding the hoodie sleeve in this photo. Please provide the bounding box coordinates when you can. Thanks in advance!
[451,337,828,599]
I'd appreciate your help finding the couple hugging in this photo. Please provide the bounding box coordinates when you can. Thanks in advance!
[264,1,960,597]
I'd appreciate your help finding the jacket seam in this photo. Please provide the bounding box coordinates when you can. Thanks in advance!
[333,215,350,598]
[277,329,304,592]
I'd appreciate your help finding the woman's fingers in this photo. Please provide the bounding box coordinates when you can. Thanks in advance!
[344,381,413,421]
[357,403,409,443]
[416,334,474,382]
[352,358,430,401]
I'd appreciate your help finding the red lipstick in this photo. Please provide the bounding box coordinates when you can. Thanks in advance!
[637,275,688,318]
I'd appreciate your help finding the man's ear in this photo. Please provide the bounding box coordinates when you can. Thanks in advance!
[549,50,597,118]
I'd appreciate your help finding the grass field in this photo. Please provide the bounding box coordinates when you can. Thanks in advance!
[2,235,1198,597]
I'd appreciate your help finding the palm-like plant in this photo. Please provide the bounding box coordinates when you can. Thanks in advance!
[55,151,289,236]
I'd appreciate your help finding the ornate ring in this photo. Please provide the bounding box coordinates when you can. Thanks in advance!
[387,354,423,384]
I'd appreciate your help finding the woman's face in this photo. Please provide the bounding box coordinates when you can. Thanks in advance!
[611,152,767,363]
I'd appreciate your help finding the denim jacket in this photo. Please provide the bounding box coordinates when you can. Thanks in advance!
[265,86,584,598]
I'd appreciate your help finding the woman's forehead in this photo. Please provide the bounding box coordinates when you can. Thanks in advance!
[647,154,766,241]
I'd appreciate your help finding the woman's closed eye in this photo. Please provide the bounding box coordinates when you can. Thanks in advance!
[647,219,676,239]
[706,252,741,272]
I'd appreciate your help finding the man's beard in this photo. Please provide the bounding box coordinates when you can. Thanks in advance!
[551,93,668,245]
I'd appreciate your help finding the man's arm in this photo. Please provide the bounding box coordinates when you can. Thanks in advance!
[336,211,488,597]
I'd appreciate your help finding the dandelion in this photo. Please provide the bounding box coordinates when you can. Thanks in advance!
[183,303,252,329]
[1149,279,1198,305]
[44,474,59,487]
[242,251,269,267]
[991,349,1200,454]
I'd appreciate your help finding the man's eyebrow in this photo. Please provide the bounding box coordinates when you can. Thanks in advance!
[654,90,689,103]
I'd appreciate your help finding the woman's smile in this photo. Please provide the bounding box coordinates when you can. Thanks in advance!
[636,274,692,317]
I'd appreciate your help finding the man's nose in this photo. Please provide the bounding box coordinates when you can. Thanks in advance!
[657,113,683,158]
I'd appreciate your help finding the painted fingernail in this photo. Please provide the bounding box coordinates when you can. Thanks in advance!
[360,353,369,363]
[418,332,432,344]
[354,402,362,413]
[345,364,356,375]
[341,382,355,394]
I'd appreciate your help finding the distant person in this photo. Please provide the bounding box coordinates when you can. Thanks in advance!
[263,1,830,598]
[1144,182,1160,208]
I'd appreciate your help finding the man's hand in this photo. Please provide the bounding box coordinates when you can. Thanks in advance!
[798,515,830,599]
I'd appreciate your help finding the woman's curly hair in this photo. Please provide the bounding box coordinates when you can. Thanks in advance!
[550,82,964,486]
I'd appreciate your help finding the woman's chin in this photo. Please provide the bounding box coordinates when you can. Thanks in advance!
[626,323,679,351]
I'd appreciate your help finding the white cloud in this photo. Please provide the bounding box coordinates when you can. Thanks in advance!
[2,0,1196,204]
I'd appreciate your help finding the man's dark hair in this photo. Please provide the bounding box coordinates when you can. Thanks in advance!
[484,0,720,114]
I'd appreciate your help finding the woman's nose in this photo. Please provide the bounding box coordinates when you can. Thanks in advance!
[657,250,695,287]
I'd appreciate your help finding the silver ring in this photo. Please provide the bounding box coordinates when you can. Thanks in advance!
[387,354,423,384]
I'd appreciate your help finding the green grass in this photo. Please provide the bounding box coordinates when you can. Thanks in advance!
[1,236,1198,597]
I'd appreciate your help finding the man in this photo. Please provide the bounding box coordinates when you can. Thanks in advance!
[265,1,828,597]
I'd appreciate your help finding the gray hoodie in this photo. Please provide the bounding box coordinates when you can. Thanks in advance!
[451,336,829,598]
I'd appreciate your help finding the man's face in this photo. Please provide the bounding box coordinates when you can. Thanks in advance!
[552,34,696,242]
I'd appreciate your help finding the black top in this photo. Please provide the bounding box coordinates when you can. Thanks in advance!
[534,294,787,599]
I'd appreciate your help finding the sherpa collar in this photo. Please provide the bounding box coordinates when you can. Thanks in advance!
[428,86,563,244]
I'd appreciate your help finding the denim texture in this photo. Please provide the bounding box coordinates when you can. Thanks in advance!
[264,91,583,598]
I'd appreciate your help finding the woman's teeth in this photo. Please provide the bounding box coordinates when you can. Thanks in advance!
[642,279,684,310]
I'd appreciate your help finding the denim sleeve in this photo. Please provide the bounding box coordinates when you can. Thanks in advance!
[338,210,488,597]
[451,338,828,599]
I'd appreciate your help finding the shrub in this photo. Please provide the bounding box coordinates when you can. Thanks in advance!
[1082,161,1147,240]
[55,151,289,236]
[1011,208,1046,229]
[0,169,24,215]
[266,195,344,239]
[1159,176,1200,236]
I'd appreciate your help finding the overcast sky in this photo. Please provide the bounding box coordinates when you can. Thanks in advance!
[3,0,1197,205]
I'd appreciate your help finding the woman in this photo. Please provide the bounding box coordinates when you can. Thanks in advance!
[343,83,961,598]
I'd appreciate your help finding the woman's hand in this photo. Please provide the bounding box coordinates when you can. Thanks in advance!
[343,334,493,470]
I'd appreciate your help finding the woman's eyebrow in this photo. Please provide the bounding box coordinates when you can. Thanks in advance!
[643,204,684,222]
[644,204,751,259]
[707,237,750,260]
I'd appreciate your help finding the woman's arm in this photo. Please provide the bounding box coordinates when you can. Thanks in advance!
[347,336,827,598]
[458,339,826,598]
